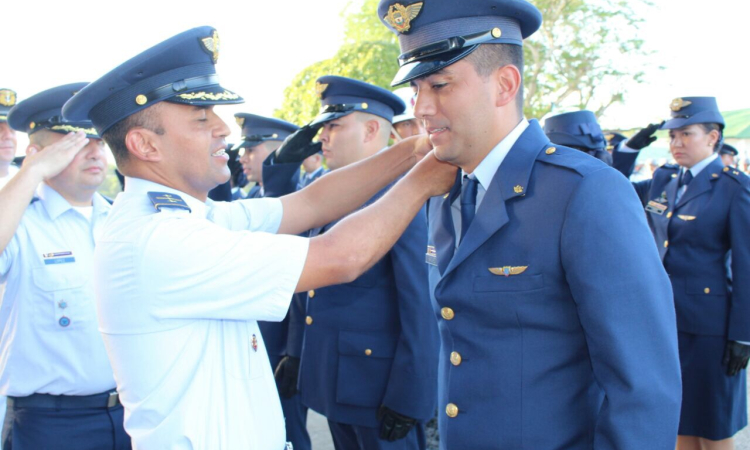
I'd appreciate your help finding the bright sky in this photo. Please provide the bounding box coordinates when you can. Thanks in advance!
[4,0,749,154]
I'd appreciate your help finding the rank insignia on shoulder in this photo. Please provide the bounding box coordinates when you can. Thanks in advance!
[489,266,528,277]
[148,192,192,213]
[645,200,667,215]
[677,215,696,221]
[425,245,437,266]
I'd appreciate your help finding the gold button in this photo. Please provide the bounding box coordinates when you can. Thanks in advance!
[664,240,669,248]
[441,307,455,321]
[546,147,556,155]
[450,351,462,366]
[491,27,502,38]
[724,167,730,172]
[671,174,677,178]
[135,94,148,105]
[305,316,313,325]
[361,102,368,109]
[308,290,315,298]
[446,403,459,418]
[365,349,372,356]
[667,212,673,219]
[29,122,36,130]
[704,288,710,294]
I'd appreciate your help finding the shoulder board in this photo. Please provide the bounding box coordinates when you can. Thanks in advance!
[147,192,191,213]
[720,167,750,186]
[660,164,679,171]
[537,144,609,177]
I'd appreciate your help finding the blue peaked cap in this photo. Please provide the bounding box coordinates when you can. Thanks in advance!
[543,110,606,151]
[661,97,724,130]
[62,26,243,135]
[311,76,405,126]
[378,0,542,85]
[8,83,99,138]
[233,114,298,150]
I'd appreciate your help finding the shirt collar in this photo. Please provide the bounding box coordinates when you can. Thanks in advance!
[463,118,530,190]
[37,183,110,220]
[685,153,719,178]
[123,177,209,217]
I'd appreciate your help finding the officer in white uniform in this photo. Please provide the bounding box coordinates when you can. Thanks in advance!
[0,84,130,449]
[61,26,457,450]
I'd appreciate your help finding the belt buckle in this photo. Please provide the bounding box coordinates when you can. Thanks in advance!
[107,391,119,408]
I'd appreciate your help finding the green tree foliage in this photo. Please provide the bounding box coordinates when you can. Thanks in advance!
[276,0,651,123]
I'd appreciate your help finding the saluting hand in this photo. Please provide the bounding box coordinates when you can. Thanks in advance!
[626,122,664,150]
[723,341,750,377]
[23,131,90,181]
[274,124,323,164]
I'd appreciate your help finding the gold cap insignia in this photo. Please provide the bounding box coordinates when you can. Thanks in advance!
[677,215,696,221]
[384,2,424,34]
[201,30,220,64]
[315,82,329,99]
[670,98,692,112]
[514,185,524,194]
[489,266,528,277]
[0,89,16,107]
[236,116,245,127]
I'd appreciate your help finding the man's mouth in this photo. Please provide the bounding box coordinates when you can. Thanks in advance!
[212,147,227,157]
[428,127,448,135]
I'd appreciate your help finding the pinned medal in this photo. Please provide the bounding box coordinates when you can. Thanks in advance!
[383,2,424,34]
[425,245,437,266]
[489,266,528,277]
[251,334,258,352]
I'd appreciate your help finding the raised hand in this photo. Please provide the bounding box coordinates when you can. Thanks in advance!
[24,131,90,181]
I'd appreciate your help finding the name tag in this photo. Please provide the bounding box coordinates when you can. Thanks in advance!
[43,251,76,265]
[645,201,667,215]
[425,245,437,266]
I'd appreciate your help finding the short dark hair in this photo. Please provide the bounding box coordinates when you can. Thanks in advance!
[696,123,723,153]
[464,43,524,114]
[102,103,165,170]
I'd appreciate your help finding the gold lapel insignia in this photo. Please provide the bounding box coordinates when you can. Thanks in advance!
[236,116,245,127]
[677,215,696,221]
[712,173,719,178]
[489,266,528,277]
[383,2,424,34]
[514,185,524,194]
[670,98,692,111]
[201,30,220,63]
[315,82,329,99]
[0,89,16,107]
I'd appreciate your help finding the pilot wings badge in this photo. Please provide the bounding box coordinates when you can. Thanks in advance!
[201,30,220,63]
[489,266,528,277]
[383,2,424,34]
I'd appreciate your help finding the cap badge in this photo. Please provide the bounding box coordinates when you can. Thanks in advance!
[236,116,245,127]
[315,82,329,99]
[384,2,424,34]
[201,30,220,63]
[489,266,528,277]
[0,89,16,107]
[670,98,692,112]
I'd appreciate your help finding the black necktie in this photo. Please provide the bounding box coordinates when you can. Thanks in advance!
[679,170,693,188]
[460,176,478,242]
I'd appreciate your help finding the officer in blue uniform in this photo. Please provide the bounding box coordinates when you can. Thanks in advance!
[1,84,130,449]
[297,152,325,190]
[378,0,683,448]
[266,76,439,450]
[719,143,738,167]
[613,97,750,449]
[543,110,613,165]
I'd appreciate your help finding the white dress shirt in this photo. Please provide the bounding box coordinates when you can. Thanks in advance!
[96,177,309,450]
[452,119,529,241]
[0,183,115,396]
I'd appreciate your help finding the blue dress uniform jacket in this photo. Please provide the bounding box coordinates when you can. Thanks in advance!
[298,186,439,428]
[427,120,682,449]
[630,157,750,341]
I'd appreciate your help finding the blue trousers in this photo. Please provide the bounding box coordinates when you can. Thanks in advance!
[328,419,426,450]
[2,393,130,450]
[269,355,311,450]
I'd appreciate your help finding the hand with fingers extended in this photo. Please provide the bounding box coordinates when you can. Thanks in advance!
[723,341,750,377]
[275,124,323,164]
[377,405,417,442]
[273,355,300,398]
[24,131,91,181]
[626,122,664,150]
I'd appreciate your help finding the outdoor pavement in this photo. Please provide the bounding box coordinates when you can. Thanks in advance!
[307,372,750,449]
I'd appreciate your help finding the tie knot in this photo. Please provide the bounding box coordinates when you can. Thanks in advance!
[679,170,693,188]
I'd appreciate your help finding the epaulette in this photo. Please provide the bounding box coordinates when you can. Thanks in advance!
[720,166,750,187]
[29,196,40,205]
[147,192,192,213]
[660,164,679,171]
[537,144,609,177]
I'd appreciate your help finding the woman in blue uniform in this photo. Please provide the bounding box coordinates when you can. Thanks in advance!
[625,97,750,450]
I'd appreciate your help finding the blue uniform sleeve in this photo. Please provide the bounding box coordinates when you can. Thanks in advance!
[560,167,682,449]
[285,292,307,358]
[727,184,750,341]
[611,145,639,179]
[382,206,439,421]
[262,155,301,198]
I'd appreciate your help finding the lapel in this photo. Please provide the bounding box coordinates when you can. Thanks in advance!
[675,157,722,209]
[442,120,548,278]
[665,173,679,212]
[434,172,462,274]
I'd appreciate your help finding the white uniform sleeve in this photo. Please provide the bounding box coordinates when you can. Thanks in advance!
[0,230,21,277]
[206,197,283,233]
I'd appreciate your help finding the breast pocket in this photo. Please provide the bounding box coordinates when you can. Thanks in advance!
[336,331,398,408]
[473,274,546,293]
[31,265,91,330]
[226,321,267,381]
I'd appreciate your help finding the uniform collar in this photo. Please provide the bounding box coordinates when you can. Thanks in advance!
[684,153,718,178]
[37,182,110,220]
[123,177,209,217]
[463,118,529,190]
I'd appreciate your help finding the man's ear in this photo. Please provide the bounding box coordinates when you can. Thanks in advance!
[363,119,381,144]
[494,64,522,108]
[125,128,162,162]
